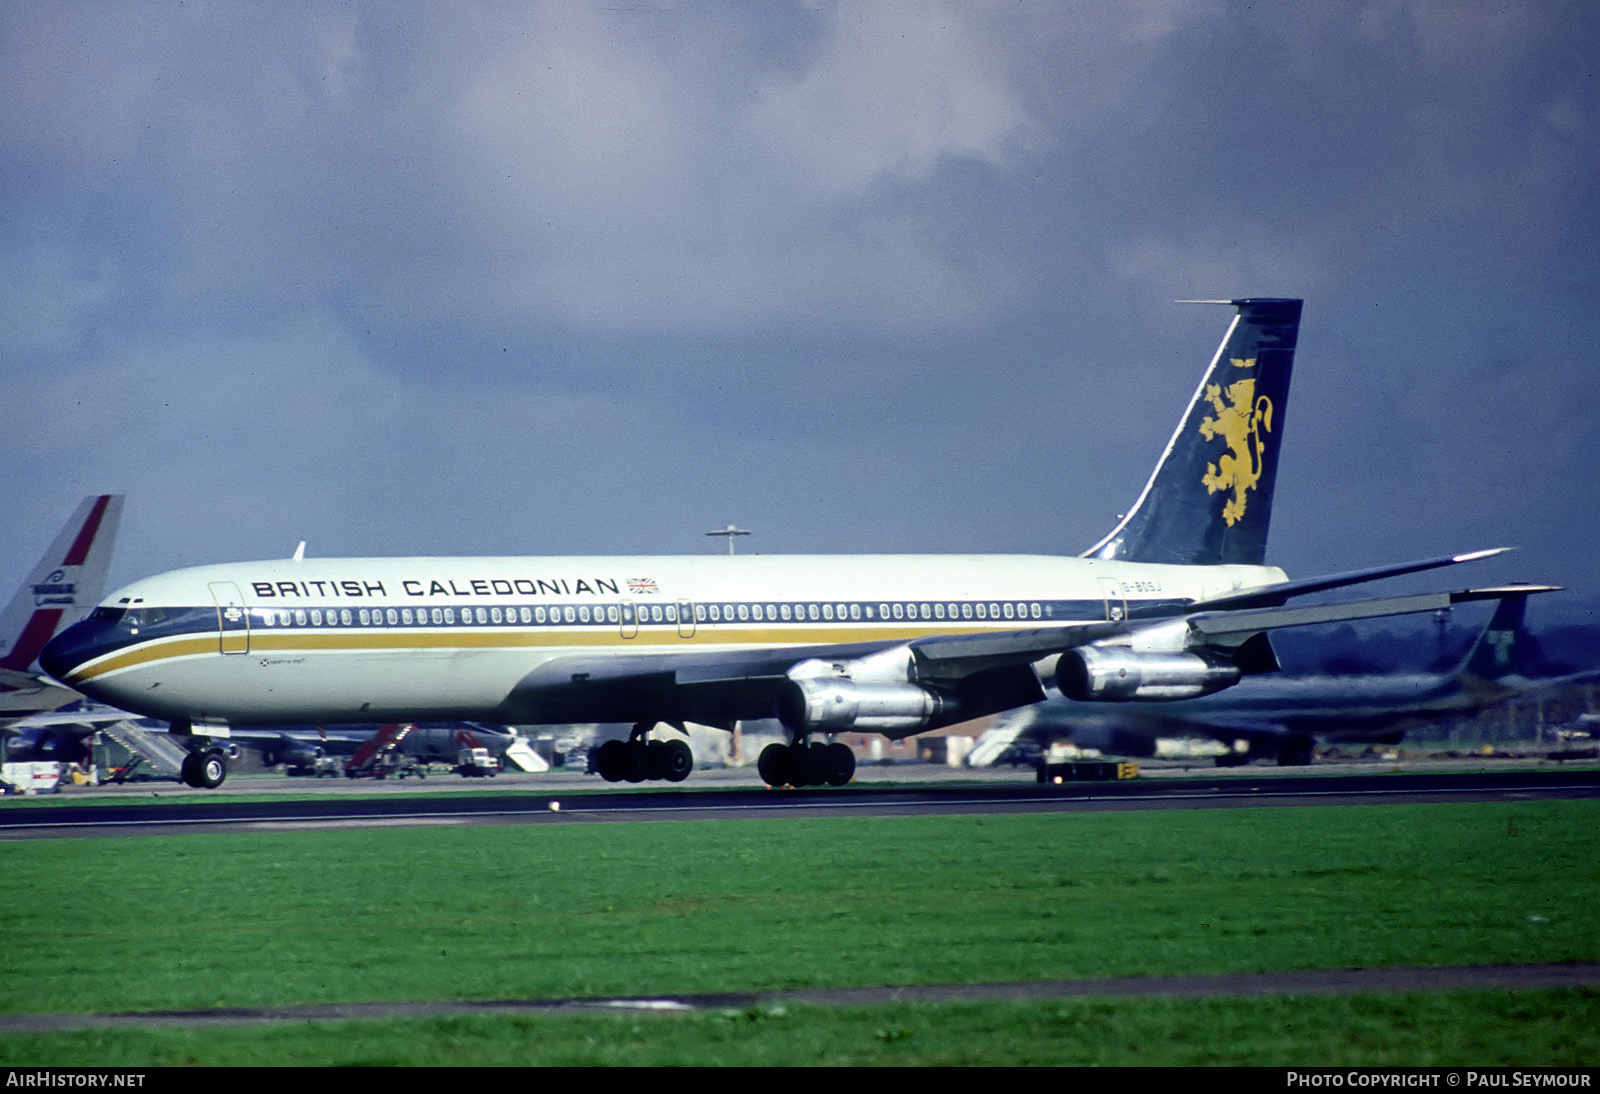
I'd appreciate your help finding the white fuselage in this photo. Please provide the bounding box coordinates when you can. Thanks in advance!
[49,553,1285,727]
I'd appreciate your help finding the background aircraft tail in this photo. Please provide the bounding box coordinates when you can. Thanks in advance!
[1455,594,1532,681]
[1084,298,1302,566]
[0,495,124,678]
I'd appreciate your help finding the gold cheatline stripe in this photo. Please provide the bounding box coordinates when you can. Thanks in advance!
[63,621,1018,684]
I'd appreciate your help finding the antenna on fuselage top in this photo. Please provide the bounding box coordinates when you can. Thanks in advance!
[707,525,750,555]
[292,541,306,562]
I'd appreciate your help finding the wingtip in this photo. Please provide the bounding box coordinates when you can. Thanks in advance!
[1451,583,1563,603]
[1452,547,1513,564]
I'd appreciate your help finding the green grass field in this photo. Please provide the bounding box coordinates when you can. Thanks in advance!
[2,798,1596,1065]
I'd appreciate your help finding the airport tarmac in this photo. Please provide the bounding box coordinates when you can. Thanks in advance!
[27,750,1599,800]
[6,757,1597,840]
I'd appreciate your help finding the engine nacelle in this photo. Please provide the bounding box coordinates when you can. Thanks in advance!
[1056,647,1241,702]
[777,678,946,733]
[264,741,323,768]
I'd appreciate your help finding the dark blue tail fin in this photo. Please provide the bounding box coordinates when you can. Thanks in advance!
[1085,298,1302,566]
[1456,595,1530,681]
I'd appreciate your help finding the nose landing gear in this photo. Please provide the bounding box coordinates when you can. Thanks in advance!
[180,749,229,789]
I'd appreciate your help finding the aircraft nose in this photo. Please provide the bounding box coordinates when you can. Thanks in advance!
[40,617,105,684]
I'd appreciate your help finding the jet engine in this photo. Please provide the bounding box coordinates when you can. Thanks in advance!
[1055,647,1241,702]
[262,739,324,768]
[776,647,950,734]
[778,677,945,733]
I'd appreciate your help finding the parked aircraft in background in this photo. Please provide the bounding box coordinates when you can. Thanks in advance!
[970,589,1559,767]
[42,300,1540,789]
[5,708,542,786]
[0,495,123,723]
[255,721,542,780]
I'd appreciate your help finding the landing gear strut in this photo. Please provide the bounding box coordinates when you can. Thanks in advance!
[758,740,855,788]
[592,723,694,783]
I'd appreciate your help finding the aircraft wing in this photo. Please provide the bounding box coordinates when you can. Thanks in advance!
[0,670,83,722]
[506,638,908,729]
[908,584,1557,673]
[2,708,142,731]
[506,582,1556,733]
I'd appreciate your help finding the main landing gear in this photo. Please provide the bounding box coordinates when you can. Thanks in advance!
[592,722,694,783]
[758,740,855,788]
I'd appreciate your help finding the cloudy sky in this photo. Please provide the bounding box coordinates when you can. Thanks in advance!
[5,2,1598,619]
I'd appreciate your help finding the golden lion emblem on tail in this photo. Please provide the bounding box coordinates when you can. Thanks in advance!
[1199,358,1273,526]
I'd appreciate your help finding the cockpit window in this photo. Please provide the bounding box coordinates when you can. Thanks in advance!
[91,606,127,624]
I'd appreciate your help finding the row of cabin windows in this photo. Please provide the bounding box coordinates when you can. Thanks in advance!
[700,601,1046,623]
[250,600,1050,629]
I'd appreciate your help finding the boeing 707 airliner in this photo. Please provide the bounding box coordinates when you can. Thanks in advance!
[40,300,1534,789]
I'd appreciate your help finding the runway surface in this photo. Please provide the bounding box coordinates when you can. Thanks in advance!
[4,761,1597,838]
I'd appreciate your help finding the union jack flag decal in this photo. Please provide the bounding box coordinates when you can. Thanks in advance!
[627,578,659,594]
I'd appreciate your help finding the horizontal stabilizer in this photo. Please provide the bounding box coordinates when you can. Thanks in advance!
[1194,548,1513,611]
[1190,584,1560,638]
